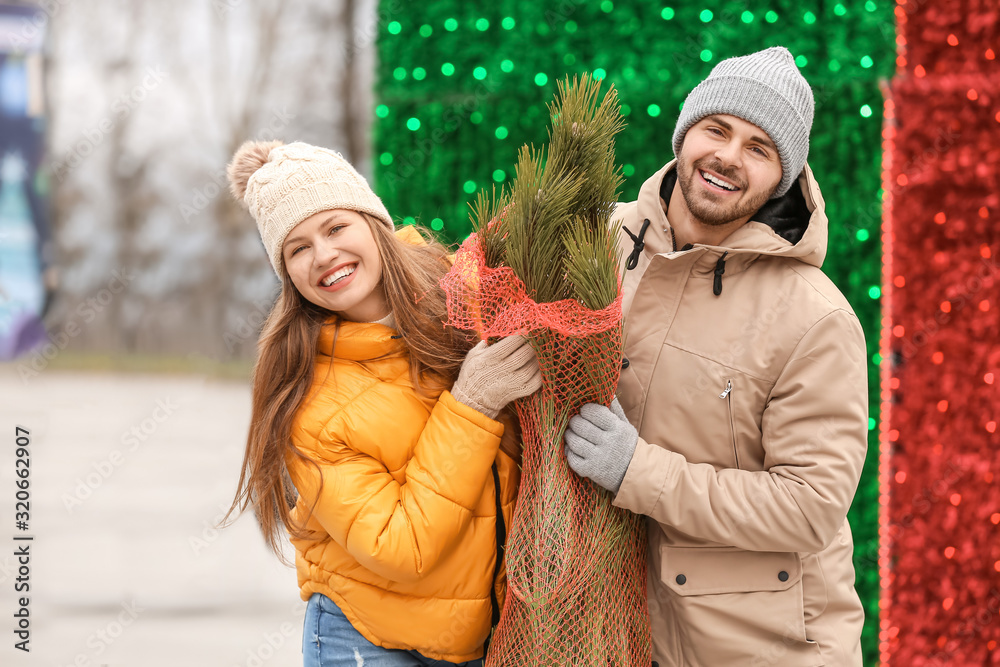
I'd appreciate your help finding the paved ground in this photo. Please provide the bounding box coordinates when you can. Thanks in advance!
[0,367,305,667]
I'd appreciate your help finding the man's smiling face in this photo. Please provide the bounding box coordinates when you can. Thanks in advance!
[675,114,784,228]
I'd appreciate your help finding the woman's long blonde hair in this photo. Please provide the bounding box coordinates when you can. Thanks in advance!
[224,214,519,559]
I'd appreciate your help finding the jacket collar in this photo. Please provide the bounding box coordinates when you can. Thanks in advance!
[317,319,405,361]
[634,159,828,270]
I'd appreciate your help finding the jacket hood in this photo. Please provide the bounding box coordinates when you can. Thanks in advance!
[634,160,828,270]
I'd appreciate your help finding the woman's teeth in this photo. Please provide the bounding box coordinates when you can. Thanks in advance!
[322,265,356,286]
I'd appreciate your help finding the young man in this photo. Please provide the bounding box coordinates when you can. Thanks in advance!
[565,47,867,666]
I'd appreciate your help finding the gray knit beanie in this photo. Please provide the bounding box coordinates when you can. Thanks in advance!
[671,46,814,199]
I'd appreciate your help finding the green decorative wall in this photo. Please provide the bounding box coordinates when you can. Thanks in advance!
[374,3,897,663]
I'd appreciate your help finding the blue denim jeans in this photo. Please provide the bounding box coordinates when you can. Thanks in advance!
[302,593,485,667]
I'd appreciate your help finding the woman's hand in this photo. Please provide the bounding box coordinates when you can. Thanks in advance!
[450,335,542,418]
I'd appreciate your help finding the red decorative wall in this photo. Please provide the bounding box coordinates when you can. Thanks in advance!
[880,1,1000,664]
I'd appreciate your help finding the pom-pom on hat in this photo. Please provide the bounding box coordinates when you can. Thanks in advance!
[671,46,815,199]
[227,140,394,276]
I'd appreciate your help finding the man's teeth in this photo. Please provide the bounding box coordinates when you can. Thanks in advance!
[322,265,356,286]
[702,171,738,191]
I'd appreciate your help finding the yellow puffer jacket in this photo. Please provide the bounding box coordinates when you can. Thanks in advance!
[286,319,519,663]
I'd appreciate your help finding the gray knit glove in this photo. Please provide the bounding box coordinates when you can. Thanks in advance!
[450,335,542,419]
[564,398,638,494]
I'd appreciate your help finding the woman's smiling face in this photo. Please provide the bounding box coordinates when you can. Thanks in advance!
[282,209,388,322]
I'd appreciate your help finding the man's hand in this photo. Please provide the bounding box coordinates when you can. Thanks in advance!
[564,398,638,494]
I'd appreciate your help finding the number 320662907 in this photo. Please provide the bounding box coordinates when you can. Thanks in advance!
[15,426,30,530]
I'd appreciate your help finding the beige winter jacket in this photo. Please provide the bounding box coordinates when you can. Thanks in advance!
[612,161,867,666]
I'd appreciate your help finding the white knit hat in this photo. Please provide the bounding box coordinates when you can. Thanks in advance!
[672,46,815,198]
[227,140,394,276]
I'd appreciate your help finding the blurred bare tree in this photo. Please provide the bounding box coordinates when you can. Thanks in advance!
[41,0,380,363]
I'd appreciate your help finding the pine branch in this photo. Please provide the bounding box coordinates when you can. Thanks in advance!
[563,219,619,310]
[473,73,625,307]
[472,185,511,269]
[504,144,582,303]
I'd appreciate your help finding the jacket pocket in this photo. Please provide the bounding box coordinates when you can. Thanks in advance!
[720,378,740,469]
[659,546,824,666]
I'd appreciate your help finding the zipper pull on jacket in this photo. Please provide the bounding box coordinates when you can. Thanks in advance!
[713,251,729,296]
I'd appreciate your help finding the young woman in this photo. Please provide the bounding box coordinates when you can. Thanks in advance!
[225,140,539,667]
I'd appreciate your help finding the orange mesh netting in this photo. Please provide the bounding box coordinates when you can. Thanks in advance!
[441,228,651,667]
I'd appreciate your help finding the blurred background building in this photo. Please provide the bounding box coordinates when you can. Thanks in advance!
[3,0,380,364]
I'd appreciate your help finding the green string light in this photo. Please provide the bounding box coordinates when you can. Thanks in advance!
[495,126,508,139]
[444,18,458,31]
[403,216,415,225]
[493,169,506,182]
[600,0,614,12]
[700,9,713,22]
[476,18,489,31]
[563,53,576,66]
[834,3,847,15]
[865,0,877,10]
[473,66,487,80]
[661,7,675,20]
[856,228,870,241]
[868,285,881,299]
[593,67,607,80]
[803,11,816,24]
[501,59,514,73]
[622,164,635,176]
[412,67,426,81]
[463,180,477,194]
[406,117,421,131]
[441,62,455,76]
[566,20,578,33]
[741,10,754,23]
[419,24,432,37]
[765,10,778,22]
[431,218,444,231]
[470,111,483,124]
[700,49,713,62]
[829,59,842,72]
[861,55,874,68]
[860,104,873,117]
[534,72,548,86]
[620,104,631,116]
[795,55,808,67]
[501,17,515,30]
[387,21,401,35]
[393,67,406,81]
[375,104,389,119]
[379,152,393,166]
[647,103,661,117]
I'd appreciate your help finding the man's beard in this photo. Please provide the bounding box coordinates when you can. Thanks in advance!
[676,156,775,227]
